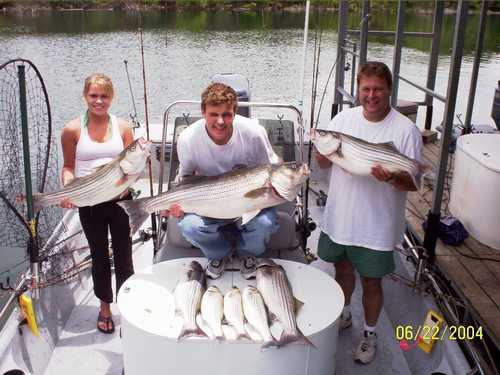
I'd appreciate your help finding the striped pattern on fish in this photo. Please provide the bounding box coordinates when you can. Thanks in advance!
[256,259,314,348]
[174,261,207,340]
[201,286,224,341]
[118,162,309,233]
[311,129,426,189]
[32,137,151,211]
[223,287,249,340]
[242,286,278,350]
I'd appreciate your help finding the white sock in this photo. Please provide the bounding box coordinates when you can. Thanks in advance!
[342,305,351,318]
[364,323,376,335]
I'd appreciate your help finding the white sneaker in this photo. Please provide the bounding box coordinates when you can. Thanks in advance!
[338,314,352,330]
[239,256,257,279]
[354,331,377,364]
[206,258,226,279]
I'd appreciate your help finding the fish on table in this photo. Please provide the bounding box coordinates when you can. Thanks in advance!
[118,162,309,233]
[223,287,249,340]
[32,137,151,211]
[242,285,278,350]
[311,129,427,189]
[174,260,207,340]
[256,259,314,348]
[201,285,224,341]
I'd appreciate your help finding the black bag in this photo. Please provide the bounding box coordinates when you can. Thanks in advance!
[422,215,469,246]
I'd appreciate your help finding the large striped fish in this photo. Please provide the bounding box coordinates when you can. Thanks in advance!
[311,129,426,188]
[241,286,278,350]
[174,260,207,340]
[256,259,314,348]
[118,162,309,233]
[223,287,249,340]
[200,285,225,341]
[32,137,151,211]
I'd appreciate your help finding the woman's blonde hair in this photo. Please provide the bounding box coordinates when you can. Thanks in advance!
[83,73,114,98]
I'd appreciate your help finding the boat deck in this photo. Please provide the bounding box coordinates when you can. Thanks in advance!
[42,180,469,375]
[406,139,500,349]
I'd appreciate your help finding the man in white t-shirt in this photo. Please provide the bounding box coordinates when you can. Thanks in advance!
[314,62,423,364]
[165,83,280,280]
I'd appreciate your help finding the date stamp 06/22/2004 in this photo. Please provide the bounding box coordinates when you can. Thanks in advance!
[395,324,484,342]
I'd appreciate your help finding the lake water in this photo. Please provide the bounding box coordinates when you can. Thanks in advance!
[0,9,499,311]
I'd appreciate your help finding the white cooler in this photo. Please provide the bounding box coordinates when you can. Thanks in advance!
[449,134,500,250]
[118,258,344,375]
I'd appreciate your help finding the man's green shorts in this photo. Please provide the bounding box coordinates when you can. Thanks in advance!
[317,231,395,278]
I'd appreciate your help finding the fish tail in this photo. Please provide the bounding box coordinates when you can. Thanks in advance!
[117,198,149,234]
[278,328,316,348]
[236,332,251,340]
[414,162,432,191]
[177,323,207,341]
[261,338,280,351]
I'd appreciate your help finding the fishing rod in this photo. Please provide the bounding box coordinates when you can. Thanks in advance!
[138,25,158,251]
[123,59,140,129]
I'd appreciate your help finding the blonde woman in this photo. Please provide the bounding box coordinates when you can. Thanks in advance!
[60,73,134,334]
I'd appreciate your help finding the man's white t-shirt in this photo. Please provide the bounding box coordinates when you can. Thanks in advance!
[321,106,423,251]
[177,115,279,177]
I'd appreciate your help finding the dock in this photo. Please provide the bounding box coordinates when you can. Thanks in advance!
[406,138,500,350]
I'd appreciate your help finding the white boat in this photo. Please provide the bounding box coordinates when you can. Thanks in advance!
[1,1,499,374]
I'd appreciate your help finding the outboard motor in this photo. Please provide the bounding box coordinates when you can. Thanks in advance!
[492,80,500,130]
[211,73,251,117]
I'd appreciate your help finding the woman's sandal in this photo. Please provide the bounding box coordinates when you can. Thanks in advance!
[97,312,115,334]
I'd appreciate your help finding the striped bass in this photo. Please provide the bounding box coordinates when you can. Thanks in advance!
[200,285,224,341]
[118,162,309,233]
[311,129,426,189]
[32,137,151,211]
[223,287,249,340]
[242,285,278,350]
[174,261,207,340]
[256,259,314,348]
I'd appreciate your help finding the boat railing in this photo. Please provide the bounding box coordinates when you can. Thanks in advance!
[155,100,309,254]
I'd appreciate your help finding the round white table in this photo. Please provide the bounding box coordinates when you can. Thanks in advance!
[118,258,344,375]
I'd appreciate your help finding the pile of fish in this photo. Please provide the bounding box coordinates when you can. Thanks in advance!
[174,259,314,350]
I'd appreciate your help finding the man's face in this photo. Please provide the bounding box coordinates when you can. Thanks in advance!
[203,103,235,145]
[358,75,391,122]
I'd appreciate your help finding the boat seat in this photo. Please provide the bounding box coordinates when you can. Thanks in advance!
[154,201,303,264]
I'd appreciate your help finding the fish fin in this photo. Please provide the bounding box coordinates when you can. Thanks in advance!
[241,209,261,225]
[114,176,128,187]
[268,312,278,323]
[377,141,400,153]
[116,198,150,234]
[243,187,272,199]
[236,331,251,341]
[294,297,304,314]
[63,176,86,189]
[414,162,432,191]
[278,328,316,348]
[177,322,207,341]
[90,164,108,175]
[261,339,280,351]
[195,313,214,340]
